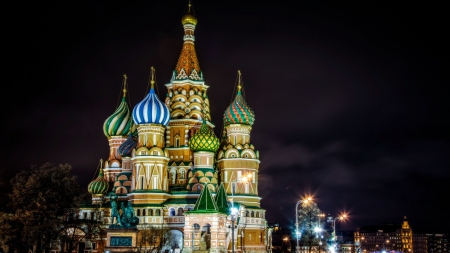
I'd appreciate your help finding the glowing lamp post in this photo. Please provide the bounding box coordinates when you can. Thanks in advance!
[295,197,312,253]
[284,237,292,252]
[332,214,348,243]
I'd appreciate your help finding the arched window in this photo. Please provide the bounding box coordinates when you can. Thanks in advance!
[178,208,184,216]
[251,211,254,217]
[256,212,260,218]
[156,209,161,216]
[169,208,176,216]
[245,210,249,217]
[137,209,141,216]
[149,209,153,216]
[143,209,146,216]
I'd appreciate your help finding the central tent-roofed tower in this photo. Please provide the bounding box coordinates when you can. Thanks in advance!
[164,1,215,192]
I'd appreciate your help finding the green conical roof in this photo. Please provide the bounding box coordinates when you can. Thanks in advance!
[215,184,229,214]
[188,119,220,153]
[190,184,218,213]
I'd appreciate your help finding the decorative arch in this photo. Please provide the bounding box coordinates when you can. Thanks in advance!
[172,94,187,103]
[171,101,186,110]
[188,95,203,104]
[225,149,240,158]
[115,186,127,194]
[118,175,128,181]
[171,109,185,119]
[192,183,203,192]
[241,149,256,159]
[189,111,202,120]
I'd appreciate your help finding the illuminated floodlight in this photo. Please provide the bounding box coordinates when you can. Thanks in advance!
[231,207,238,215]
[329,246,336,253]
[314,227,323,233]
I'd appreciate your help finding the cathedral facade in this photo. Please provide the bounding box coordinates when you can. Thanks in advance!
[85,3,270,253]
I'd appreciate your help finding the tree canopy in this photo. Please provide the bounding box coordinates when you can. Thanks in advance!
[0,163,84,253]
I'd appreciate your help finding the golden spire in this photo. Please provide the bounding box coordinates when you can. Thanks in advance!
[237,70,242,93]
[150,67,155,89]
[182,0,197,26]
[122,74,127,97]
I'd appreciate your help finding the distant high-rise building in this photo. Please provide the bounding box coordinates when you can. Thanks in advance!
[426,234,449,253]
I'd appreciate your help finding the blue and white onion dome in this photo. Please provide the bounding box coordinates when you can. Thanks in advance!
[132,69,170,126]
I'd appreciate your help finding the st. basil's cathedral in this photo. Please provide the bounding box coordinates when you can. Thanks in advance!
[84,2,271,253]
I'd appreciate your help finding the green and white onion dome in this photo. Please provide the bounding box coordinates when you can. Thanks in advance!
[88,168,109,195]
[103,90,132,138]
[188,119,220,153]
[223,86,255,126]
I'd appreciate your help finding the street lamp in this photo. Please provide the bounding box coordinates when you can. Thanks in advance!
[332,214,347,243]
[295,197,312,253]
[382,240,390,253]
[283,237,292,252]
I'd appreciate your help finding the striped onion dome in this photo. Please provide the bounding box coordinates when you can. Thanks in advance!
[223,87,255,126]
[118,133,137,157]
[103,83,132,138]
[132,86,170,126]
[88,168,109,195]
[189,119,220,153]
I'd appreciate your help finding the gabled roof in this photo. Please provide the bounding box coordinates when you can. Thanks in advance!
[215,184,229,215]
[189,184,218,213]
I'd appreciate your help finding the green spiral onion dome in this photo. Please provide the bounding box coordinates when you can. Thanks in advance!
[88,168,109,195]
[188,119,220,153]
[103,90,132,138]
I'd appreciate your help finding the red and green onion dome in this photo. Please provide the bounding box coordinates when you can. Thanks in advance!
[223,87,255,126]
[88,168,109,195]
[188,120,220,153]
[103,93,132,138]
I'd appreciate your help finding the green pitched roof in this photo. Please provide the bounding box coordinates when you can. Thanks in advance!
[215,184,229,214]
[189,184,218,213]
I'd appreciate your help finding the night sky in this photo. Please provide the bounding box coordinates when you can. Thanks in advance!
[2,1,449,232]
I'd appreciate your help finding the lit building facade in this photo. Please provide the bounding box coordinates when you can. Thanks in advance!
[82,2,270,253]
[354,217,426,253]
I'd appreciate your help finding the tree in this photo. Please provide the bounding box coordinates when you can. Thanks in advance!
[8,163,83,253]
[298,201,329,253]
[137,224,171,253]
[57,205,105,253]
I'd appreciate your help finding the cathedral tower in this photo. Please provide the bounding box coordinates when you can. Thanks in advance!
[164,1,214,190]
[102,75,132,181]
[129,67,171,204]
[217,71,260,207]
[188,119,220,192]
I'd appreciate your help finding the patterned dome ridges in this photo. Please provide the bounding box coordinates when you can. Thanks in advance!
[224,90,255,126]
[103,94,132,138]
[132,87,170,126]
[118,133,137,157]
[88,168,109,195]
[188,120,220,153]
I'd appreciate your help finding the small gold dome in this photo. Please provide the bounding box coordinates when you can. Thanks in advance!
[182,14,197,26]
